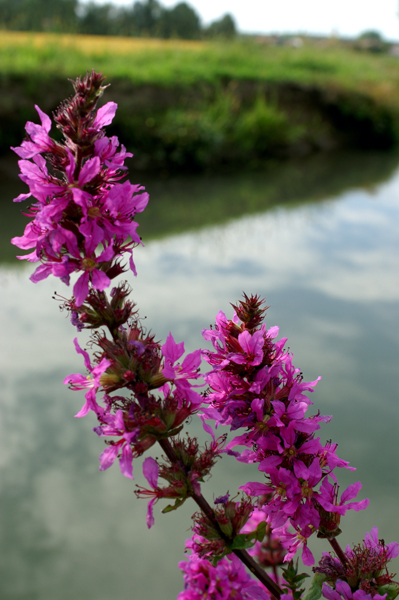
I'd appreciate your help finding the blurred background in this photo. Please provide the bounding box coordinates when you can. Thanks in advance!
[0,1,398,599]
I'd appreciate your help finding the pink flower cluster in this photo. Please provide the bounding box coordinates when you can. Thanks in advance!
[201,295,369,565]
[11,71,148,306]
[65,319,203,480]
[322,581,387,600]
[315,527,399,598]
[178,552,277,600]
[136,433,227,528]
[240,507,287,570]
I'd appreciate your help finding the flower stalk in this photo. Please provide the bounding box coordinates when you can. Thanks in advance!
[159,438,282,599]
[11,69,399,600]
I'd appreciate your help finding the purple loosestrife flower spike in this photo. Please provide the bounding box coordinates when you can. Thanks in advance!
[202,293,369,565]
[11,71,149,306]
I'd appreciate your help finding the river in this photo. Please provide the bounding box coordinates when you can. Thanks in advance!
[0,149,398,600]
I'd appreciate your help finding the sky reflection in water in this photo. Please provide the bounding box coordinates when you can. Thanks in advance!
[0,156,398,600]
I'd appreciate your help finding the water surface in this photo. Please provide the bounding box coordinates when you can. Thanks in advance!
[0,150,398,600]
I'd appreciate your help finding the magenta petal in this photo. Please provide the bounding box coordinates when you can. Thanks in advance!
[30,264,52,283]
[91,269,111,292]
[93,101,118,128]
[143,457,159,488]
[73,337,91,370]
[251,397,264,421]
[365,527,379,545]
[119,443,134,479]
[13,192,32,203]
[258,455,283,472]
[99,445,120,471]
[225,433,252,451]
[79,156,101,186]
[322,583,342,600]
[267,325,279,339]
[387,541,399,560]
[17,250,38,262]
[71,187,90,208]
[113,410,125,431]
[239,482,271,496]
[353,592,372,600]
[98,244,115,263]
[73,271,90,306]
[133,191,149,213]
[74,398,91,418]
[146,498,156,529]
[162,364,176,380]
[181,349,202,371]
[302,544,315,566]
[65,149,76,182]
[340,481,362,503]
[82,220,104,255]
[199,415,215,440]
[336,580,353,600]
[35,105,52,132]
[129,253,137,276]
[344,498,369,513]
[162,332,185,363]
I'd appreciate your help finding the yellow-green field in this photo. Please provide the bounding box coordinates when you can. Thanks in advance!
[0,30,399,106]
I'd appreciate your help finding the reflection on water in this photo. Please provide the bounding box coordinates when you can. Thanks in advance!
[1,148,399,262]
[0,151,398,600]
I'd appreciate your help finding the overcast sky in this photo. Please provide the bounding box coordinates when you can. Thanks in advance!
[88,0,399,40]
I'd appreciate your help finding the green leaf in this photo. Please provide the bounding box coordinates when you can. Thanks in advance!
[230,533,257,550]
[161,497,186,513]
[292,574,310,583]
[211,553,228,566]
[303,573,327,600]
[255,521,267,542]
[377,584,399,600]
[163,424,184,438]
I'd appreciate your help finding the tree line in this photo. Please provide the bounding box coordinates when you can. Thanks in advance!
[0,0,237,39]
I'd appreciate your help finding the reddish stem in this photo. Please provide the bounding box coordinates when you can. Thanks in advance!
[158,438,281,599]
[103,301,281,598]
[328,537,348,568]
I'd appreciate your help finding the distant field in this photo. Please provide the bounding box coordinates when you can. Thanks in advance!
[1,31,399,168]
[0,30,399,102]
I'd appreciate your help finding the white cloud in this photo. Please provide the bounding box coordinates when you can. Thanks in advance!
[88,0,399,39]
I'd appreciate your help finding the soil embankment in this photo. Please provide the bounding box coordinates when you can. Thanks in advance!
[0,74,399,171]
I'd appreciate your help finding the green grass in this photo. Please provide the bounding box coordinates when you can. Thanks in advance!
[1,32,399,168]
[0,31,399,104]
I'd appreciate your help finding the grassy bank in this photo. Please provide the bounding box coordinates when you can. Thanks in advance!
[1,31,399,170]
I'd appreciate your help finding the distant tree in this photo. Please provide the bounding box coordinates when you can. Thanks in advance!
[130,0,163,37]
[109,7,138,37]
[206,13,236,39]
[159,2,201,39]
[358,29,383,41]
[0,0,79,32]
[0,0,224,40]
[356,29,386,53]
[79,2,116,35]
